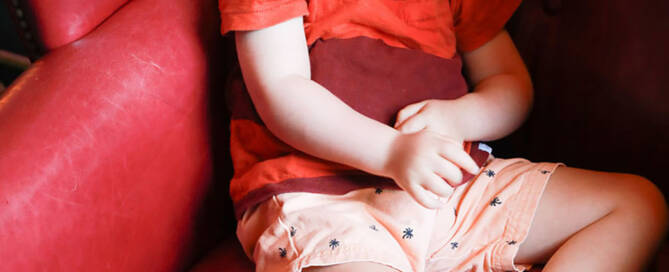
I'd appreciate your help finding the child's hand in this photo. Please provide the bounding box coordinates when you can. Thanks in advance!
[394,99,462,142]
[384,130,480,209]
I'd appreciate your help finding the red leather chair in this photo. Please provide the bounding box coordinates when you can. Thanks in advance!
[1,0,667,271]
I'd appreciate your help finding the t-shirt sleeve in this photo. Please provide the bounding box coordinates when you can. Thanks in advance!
[450,0,522,52]
[219,0,309,35]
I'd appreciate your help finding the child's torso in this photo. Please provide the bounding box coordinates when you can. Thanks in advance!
[226,37,490,219]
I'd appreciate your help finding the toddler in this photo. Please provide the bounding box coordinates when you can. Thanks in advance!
[219,0,668,271]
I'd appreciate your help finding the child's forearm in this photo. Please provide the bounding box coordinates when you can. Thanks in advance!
[393,31,533,143]
[446,72,533,142]
[448,30,534,142]
[235,17,401,178]
[251,74,400,177]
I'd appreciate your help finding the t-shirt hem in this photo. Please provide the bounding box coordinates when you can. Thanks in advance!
[232,141,491,220]
[232,174,399,220]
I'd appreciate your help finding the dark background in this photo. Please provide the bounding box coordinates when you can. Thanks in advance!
[0,2,26,88]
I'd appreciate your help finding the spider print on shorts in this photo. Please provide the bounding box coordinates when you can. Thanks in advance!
[490,197,502,206]
[402,227,414,239]
[450,242,459,249]
[289,226,296,237]
[484,169,496,177]
[507,240,517,245]
[540,170,551,174]
[278,247,287,258]
[369,225,379,231]
[329,239,340,250]
[375,187,383,194]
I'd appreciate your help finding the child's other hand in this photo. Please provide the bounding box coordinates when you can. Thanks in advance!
[385,130,479,209]
[394,99,462,142]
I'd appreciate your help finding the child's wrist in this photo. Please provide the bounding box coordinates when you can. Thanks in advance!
[346,127,400,179]
[437,94,483,141]
[377,131,406,179]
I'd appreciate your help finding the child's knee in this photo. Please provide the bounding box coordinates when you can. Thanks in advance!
[617,174,668,232]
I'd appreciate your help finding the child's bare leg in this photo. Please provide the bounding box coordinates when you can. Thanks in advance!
[515,166,668,271]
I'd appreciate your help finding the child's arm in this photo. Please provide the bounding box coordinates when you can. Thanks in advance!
[235,16,479,209]
[394,30,533,142]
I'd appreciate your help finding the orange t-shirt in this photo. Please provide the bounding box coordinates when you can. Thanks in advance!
[219,0,520,218]
[219,0,521,59]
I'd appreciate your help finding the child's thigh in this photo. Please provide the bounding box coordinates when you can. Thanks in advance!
[515,166,667,263]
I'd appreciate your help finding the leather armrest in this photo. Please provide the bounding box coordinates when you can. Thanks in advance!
[4,0,129,54]
[0,0,231,270]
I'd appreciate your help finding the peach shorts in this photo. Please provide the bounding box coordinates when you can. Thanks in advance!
[237,158,563,272]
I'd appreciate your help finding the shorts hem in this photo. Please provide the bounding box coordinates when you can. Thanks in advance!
[493,162,564,271]
[289,244,413,272]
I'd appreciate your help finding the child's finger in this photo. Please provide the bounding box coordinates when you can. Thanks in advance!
[406,183,443,209]
[422,174,455,198]
[438,144,480,174]
[394,100,428,128]
[433,159,464,187]
[396,115,426,134]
